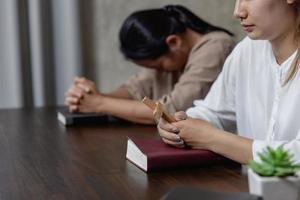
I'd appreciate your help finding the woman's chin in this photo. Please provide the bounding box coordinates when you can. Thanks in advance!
[247,33,261,40]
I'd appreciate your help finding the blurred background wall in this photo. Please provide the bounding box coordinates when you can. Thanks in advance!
[0,0,244,108]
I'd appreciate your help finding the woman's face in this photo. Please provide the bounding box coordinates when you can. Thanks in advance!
[234,0,297,41]
[134,47,189,72]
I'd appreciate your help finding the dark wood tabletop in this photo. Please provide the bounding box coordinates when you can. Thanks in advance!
[0,107,248,200]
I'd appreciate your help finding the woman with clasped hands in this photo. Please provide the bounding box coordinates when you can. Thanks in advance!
[158,0,300,164]
[64,5,234,125]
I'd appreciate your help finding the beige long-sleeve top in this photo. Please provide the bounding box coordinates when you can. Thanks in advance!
[123,31,235,113]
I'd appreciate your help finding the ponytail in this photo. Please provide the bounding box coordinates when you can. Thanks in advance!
[120,5,233,61]
[164,5,234,37]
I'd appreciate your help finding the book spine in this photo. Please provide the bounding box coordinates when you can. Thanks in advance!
[147,152,223,172]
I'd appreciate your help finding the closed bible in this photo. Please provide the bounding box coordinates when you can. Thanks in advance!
[57,108,110,126]
[126,137,226,172]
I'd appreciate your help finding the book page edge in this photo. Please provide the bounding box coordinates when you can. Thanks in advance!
[126,138,148,172]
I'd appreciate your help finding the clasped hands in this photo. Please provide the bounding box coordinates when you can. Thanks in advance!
[65,77,103,113]
[157,111,218,150]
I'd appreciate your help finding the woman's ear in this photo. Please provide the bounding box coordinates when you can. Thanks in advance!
[165,35,182,51]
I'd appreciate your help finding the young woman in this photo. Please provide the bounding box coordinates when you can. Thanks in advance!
[64,5,234,124]
[158,0,300,164]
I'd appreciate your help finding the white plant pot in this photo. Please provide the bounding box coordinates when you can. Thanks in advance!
[248,168,300,200]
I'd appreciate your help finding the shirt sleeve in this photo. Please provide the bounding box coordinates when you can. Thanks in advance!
[253,131,300,163]
[122,68,155,100]
[160,36,235,113]
[186,45,239,133]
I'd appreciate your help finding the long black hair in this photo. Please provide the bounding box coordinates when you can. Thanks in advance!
[119,5,234,61]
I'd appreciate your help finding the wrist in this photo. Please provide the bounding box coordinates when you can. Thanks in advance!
[206,129,225,152]
[208,130,254,164]
[95,95,107,113]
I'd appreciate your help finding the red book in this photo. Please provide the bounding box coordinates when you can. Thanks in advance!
[126,137,226,172]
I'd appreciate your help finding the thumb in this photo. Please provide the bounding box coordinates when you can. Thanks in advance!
[174,111,187,121]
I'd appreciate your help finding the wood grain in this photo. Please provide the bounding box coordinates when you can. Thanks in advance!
[0,107,248,200]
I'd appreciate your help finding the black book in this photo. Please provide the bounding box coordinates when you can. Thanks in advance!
[57,108,116,126]
[162,187,262,200]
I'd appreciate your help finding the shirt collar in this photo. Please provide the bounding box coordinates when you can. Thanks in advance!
[270,49,298,84]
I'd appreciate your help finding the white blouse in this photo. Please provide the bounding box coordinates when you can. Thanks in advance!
[186,37,300,163]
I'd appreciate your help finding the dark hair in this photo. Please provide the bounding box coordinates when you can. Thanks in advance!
[119,5,234,60]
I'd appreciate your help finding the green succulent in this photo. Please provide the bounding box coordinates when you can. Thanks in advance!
[249,146,300,177]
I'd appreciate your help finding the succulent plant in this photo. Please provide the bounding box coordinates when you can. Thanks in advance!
[249,146,300,177]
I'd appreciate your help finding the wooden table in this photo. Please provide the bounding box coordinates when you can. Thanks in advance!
[0,108,248,200]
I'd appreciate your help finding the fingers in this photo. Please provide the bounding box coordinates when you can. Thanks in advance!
[157,115,189,148]
[158,125,180,140]
[174,111,188,121]
[65,96,80,106]
[74,77,94,87]
[65,77,94,113]
[158,118,180,134]
[74,77,90,86]
[65,85,85,99]
[157,119,183,147]
[76,83,91,93]
[73,76,100,95]
[69,105,78,113]
[65,85,86,110]
[162,138,185,148]
[74,76,88,84]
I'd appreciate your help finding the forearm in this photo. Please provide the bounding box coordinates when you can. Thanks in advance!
[105,86,133,99]
[209,130,253,164]
[98,97,155,125]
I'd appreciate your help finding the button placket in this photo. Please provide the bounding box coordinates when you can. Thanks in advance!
[266,68,282,141]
